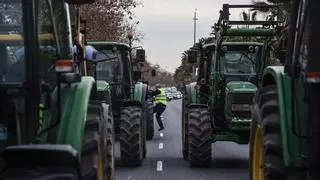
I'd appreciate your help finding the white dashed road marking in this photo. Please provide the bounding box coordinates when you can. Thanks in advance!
[160,132,163,137]
[157,161,163,171]
[158,143,163,149]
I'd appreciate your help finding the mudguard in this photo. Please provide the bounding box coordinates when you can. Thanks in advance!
[42,76,95,159]
[261,66,306,168]
[185,82,198,105]
[0,144,80,179]
[133,82,147,104]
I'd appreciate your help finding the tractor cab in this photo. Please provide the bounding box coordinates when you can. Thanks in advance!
[0,0,117,179]
[86,42,134,114]
[218,42,262,83]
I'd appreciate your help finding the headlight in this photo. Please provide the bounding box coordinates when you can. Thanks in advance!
[231,104,252,111]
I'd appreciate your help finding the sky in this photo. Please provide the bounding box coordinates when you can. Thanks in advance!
[133,0,256,73]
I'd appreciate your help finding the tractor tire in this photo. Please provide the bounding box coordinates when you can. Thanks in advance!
[182,97,189,160]
[81,103,109,180]
[146,98,155,140]
[249,85,286,180]
[120,106,143,166]
[188,107,212,167]
[106,109,115,180]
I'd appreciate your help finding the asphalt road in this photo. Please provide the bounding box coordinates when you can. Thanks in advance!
[115,99,249,180]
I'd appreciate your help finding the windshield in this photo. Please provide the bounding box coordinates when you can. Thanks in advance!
[1,0,72,84]
[96,50,123,84]
[221,51,256,75]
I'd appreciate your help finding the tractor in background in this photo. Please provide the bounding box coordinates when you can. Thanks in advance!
[182,3,283,167]
[249,0,320,179]
[86,39,155,166]
[128,33,156,140]
[69,4,116,178]
[0,0,115,179]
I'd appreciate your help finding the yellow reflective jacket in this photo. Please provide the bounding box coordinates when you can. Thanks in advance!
[155,88,167,106]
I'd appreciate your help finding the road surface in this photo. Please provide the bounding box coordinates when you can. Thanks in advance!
[115,99,249,180]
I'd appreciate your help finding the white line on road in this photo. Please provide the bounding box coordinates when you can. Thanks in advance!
[156,161,163,171]
[158,143,163,149]
[160,132,163,137]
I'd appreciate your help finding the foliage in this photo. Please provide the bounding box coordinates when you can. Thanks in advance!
[139,60,175,87]
[81,0,144,43]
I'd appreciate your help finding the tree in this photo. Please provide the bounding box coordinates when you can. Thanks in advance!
[81,0,143,43]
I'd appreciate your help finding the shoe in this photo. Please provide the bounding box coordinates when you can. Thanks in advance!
[158,127,164,131]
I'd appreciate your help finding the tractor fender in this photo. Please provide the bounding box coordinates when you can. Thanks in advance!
[46,76,95,159]
[261,66,303,167]
[185,82,197,104]
[134,83,147,104]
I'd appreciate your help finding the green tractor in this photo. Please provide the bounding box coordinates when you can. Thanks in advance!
[0,0,115,179]
[85,40,154,166]
[182,3,283,167]
[249,0,320,179]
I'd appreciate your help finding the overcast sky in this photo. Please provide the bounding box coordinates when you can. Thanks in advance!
[133,0,256,73]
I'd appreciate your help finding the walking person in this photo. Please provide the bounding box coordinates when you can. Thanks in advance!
[152,84,167,131]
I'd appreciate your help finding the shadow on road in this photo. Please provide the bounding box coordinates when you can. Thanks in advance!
[210,158,248,169]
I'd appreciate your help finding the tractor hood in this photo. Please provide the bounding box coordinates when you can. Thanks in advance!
[225,81,257,94]
[96,80,110,91]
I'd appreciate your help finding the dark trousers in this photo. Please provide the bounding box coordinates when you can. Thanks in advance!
[153,103,166,128]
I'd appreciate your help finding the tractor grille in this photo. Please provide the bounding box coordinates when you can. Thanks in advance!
[225,92,254,120]
[231,93,254,119]
[232,93,254,104]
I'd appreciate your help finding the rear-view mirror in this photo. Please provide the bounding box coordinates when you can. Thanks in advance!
[136,49,145,62]
[65,0,95,4]
[133,71,142,80]
[151,69,156,77]
[187,50,197,63]
[278,49,287,64]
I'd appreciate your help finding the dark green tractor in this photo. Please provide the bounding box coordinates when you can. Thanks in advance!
[85,41,154,166]
[0,0,115,179]
[249,0,320,179]
[182,3,283,167]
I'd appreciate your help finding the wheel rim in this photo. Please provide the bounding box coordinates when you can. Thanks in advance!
[97,154,104,180]
[252,125,264,180]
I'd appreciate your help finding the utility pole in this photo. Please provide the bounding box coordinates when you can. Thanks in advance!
[193,8,198,45]
[192,8,198,81]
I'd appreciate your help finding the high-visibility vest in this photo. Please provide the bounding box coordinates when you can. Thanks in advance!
[155,88,167,106]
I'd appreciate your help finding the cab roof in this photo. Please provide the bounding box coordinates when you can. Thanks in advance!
[86,41,131,51]
[203,42,216,49]
[221,42,264,46]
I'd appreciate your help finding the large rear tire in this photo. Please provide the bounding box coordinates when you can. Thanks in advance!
[81,102,109,180]
[249,85,286,180]
[188,107,212,167]
[120,106,143,166]
[146,98,155,140]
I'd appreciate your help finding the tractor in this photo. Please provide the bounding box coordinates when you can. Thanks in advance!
[69,4,116,178]
[85,40,155,166]
[0,0,115,179]
[182,3,283,167]
[249,0,320,179]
